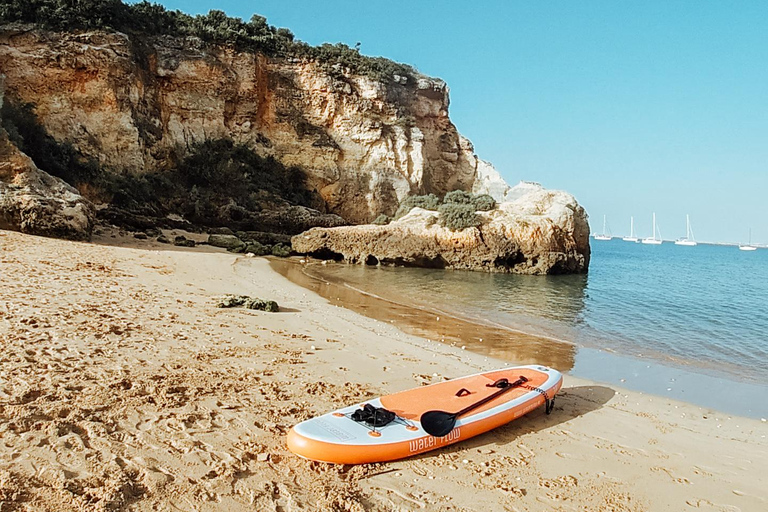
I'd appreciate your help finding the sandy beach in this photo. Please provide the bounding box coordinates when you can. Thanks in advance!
[1,229,766,511]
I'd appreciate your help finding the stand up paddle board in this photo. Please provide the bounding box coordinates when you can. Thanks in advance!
[287,365,562,464]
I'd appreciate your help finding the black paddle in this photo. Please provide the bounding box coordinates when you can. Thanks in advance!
[420,376,529,437]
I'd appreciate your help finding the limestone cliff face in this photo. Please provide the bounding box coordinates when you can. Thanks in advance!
[293,183,590,275]
[0,25,512,223]
[0,76,94,240]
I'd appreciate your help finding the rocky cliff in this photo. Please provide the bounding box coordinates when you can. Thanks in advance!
[0,24,512,225]
[292,183,590,275]
[0,75,94,239]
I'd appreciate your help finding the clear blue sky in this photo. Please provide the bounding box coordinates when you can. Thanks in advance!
[157,0,767,244]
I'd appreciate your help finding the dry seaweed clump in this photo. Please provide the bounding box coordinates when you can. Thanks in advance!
[216,294,279,312]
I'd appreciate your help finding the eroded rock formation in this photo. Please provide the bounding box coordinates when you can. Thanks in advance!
[0,25,512,224]
[0,78,94,240]
[292,183,590,275]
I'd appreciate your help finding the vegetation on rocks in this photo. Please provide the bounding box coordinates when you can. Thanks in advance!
[472,194,497,211]
[1,93,322,232]
[206,234,292,257]
[438,203,481,231]
[0,0,417,83]
[443,190,496,211]
[372,214,391,225]
[442,190,474,205]
[392,191,497,230]
[393,194,441,220]
[270,244,291,257]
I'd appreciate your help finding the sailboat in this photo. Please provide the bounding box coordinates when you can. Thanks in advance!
[641,212,663,245]
[674,214,697,246]
[622,216,639,242]
[594,215,612,241]
[739,228,757,251]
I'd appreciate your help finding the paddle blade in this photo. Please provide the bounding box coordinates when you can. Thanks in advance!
[420,410,457,437]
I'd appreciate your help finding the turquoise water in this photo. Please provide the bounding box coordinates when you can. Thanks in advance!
[303,240,768,417]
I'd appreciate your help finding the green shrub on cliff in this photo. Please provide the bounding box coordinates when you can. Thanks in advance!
[296,43,416,83]
[394,194,441,219]
[101,138,317,226]
[443,190,474,205]
[443,190,494,210]
[438,203,481,231]
[372,214,391,225]
[175,138,311,208]
[0,0,416,83]
[472,194,497,211]
[393,191,498,223]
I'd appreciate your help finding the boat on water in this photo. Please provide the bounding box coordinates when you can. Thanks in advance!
[675,214,697,246]
[622,216,639,242]
[739,228,757,251]
[641,212,663,245]
[594,215,612,241]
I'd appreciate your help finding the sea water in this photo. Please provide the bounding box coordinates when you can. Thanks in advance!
[298,240,768,418]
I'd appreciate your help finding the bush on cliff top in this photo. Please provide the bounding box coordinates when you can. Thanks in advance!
[438,203,481,231]
[472,194,497,211]
[393,194,441,220]
[0,0,416,83]
[443,190,474,205]
[392,191,497,226]
[372,214,391,225]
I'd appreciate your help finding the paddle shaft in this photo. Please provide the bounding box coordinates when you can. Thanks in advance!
[453,376,528,418]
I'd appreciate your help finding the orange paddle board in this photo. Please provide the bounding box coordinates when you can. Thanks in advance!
[287,365,562,464]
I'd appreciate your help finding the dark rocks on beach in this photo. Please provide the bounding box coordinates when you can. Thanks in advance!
[236,230,292,247]
[157,235,170,244]
[208,226,235,236]
[173,235,195,247]
[207,233,293,257]
[208,234,245,251]
[271,244,291,257]
[96,206,194,232]
[216,294,279,312]
[245,242,271,256]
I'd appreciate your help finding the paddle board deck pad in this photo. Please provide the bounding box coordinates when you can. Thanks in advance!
[287,365,563,464]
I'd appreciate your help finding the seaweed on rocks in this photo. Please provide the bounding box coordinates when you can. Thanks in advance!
[215,294,279,312]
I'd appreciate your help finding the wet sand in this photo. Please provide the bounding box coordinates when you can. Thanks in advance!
[274,259,768,419]
[270,259,578,371]
[1,229,766,511]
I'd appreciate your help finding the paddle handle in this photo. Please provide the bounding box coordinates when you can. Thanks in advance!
[454,376,528,418]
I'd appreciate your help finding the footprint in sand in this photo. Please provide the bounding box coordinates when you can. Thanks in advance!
[136,414,160,431]
[685,498,741,511]
[651,466,691,484]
